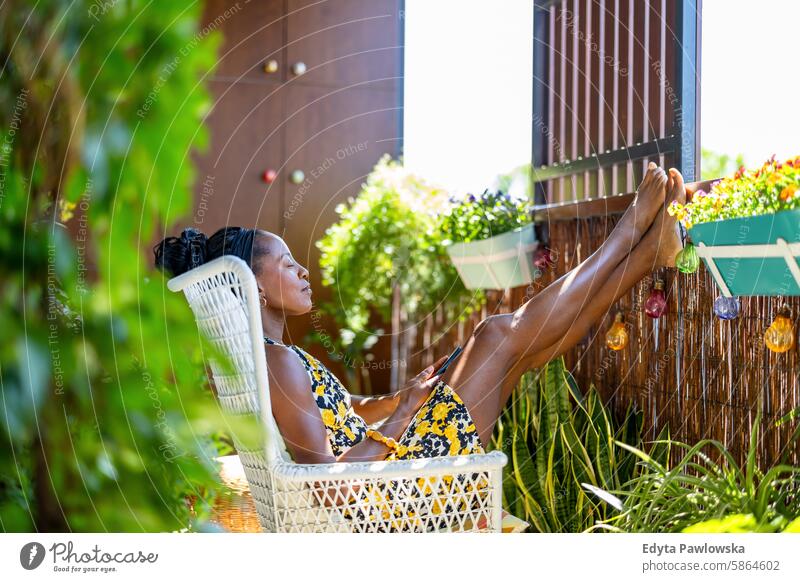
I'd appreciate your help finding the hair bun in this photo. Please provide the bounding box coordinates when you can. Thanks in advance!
[153,227,208,277]
[180,227,208,270]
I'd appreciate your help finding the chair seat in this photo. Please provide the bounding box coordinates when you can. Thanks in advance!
[209,454,528,533]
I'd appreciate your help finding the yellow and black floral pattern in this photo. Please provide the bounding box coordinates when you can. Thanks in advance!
[386,378,485,460]
[265,336,367,456]
[265,337,489,531]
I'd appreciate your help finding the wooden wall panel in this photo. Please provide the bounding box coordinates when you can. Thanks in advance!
[286,0,401,90]
[202,0,285,81]
[192,81,284,235]
[280,84,400,356]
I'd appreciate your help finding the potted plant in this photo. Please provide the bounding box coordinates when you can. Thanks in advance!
[438,189,538,290]
[668,154,800,296]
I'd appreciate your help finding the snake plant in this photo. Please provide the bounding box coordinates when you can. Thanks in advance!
[491,356,647,532]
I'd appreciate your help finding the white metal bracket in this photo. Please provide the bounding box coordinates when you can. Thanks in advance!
[694,237,800,297]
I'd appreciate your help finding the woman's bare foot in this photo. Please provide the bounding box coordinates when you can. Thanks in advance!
[642,168,686,268]
[612,162,668,249]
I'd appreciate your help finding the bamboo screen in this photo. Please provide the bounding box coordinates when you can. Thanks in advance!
[542,216,800,469]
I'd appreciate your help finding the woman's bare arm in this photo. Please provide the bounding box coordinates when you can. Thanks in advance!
[268,347,444,507]
[349,393,400,425]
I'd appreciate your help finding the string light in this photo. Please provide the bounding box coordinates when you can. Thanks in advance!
[644,278,668,318]
[676,242,700,274]
[713,295,740,320]
[606,312,629,351]
[764,304,795,353]
[533,246,555,269]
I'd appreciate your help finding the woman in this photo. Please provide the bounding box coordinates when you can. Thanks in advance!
[154,164,686,527]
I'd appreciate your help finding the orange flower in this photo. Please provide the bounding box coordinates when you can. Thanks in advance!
[780,185,797,202]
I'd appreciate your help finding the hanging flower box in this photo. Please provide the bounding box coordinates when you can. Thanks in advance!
[445,222,539,290]
[438,190,540,291]
[688,209,800,296]
[669,155,800,297]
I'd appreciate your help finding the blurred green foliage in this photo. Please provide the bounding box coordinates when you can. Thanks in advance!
[492,163,533,202]
[683,513,800,533]
[0,0,239,531]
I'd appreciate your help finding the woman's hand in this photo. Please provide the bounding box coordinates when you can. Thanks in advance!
[395,355,448,417]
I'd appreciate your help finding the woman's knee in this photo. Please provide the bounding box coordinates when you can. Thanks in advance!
[478,315,550,374]
[472,314,521,358]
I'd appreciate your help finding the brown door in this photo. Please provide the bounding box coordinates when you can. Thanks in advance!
[193,81,284,235]
[286,0,402,90]
[203,0,285,82]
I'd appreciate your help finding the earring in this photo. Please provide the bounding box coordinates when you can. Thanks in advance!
[260,295,268,308]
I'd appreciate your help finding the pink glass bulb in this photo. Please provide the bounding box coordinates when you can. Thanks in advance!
[533,246,554,269]
[644,279,668,318]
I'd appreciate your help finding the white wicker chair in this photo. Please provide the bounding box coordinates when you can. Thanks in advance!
[168,255,508,532]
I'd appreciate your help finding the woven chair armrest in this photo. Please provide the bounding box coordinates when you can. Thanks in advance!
[270,450,507,483]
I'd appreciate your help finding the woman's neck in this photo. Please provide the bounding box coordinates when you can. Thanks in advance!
[261,309,286,343]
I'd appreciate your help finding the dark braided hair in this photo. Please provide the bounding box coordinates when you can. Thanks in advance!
[153,226,268,277]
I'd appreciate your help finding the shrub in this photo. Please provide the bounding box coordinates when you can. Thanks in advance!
[585,400,800,533]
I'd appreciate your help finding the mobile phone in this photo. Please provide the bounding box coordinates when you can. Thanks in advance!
[434,345,463,376]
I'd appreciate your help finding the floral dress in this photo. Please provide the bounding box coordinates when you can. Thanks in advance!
[264,337,488,531]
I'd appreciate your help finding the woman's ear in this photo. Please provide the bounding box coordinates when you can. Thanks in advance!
[257,286,269,308]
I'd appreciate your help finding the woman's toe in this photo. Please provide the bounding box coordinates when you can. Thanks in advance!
[669,168,686,204]
[639,162,656,190]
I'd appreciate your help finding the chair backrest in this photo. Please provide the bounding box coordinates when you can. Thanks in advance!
[167,255,289,465]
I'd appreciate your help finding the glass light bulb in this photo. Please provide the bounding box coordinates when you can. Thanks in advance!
[764,309,795,353]
[713,295,740,320]
[644,280,668,318]
[533,246,554,269]
[676,242,700,274]
[606,313,628,351]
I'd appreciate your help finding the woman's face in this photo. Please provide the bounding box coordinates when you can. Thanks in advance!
[253,231,312,315]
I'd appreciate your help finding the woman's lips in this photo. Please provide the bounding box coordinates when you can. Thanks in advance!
[303,286,312,294]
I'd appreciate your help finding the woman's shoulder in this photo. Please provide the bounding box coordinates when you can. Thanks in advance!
[264,343,311,383]
[266,342,352,395]
[265,341,310,366]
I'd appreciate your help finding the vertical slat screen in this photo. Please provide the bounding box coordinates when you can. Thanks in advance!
[532,0,695,202]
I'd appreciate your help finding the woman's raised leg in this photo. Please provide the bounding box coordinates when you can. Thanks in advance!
[490,169,687,413]
[438,168,685,448]
[504,163,668,359]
